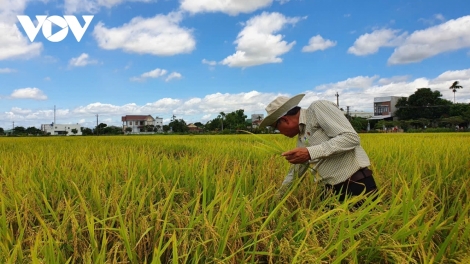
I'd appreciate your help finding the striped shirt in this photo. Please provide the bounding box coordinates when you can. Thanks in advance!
[280,100,371,191]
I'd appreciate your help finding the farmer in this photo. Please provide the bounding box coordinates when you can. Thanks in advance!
[259,94,378,206]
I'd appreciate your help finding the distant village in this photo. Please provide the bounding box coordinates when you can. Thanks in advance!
[1,91,469,136]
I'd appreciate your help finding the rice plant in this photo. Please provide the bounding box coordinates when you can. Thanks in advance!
[0,133,469,263]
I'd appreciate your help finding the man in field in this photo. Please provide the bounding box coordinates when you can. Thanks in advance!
[259,94,378,206]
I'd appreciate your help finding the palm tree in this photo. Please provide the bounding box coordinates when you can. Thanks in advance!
[449,81,463,103]
[219,112,226,131]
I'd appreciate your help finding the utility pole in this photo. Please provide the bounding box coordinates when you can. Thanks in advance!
[346,106,351,121]
[96,114,99,135]
[54,105,56,125]
[335,92,339,107]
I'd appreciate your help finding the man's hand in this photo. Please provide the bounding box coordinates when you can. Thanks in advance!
[282,147,310,164]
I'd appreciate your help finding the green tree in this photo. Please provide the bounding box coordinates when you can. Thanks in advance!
[349,117,368,132]
[162,125,170,133]
[449,81,463,103]
[218,112,226,131]
[26,126,41,135]
[125,127,132,133]
[81,127,93,135]
[71,128,78,135]
[205,117,223,131]
[102,126,123,135]
[462,108,470,126]
[168,119,189,133]
[0,127,4,135]
[449,103,470,117]
[13,126,26,135]
[95,123,107,135]
[439,116,465,127]
[224,109,247,130]
[395,88,452,121]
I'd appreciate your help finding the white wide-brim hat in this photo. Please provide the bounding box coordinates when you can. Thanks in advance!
[259,94,305,128]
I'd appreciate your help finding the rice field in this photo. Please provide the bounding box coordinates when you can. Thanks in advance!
[0,133,469,263]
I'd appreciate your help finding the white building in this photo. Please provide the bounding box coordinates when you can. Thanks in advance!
[41,123,83,135]
[122,115,163,133]
[155,116,163,129]
[346,110,373,118]
[369,96,403,121]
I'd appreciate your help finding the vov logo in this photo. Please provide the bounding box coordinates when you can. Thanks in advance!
[17,15,94,42]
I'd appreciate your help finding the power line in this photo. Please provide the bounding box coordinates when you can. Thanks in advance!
[396,105,452,109]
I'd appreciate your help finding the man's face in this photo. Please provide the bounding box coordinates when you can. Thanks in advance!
[274,116,300,138]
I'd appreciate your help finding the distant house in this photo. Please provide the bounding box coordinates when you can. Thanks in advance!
[122,115,163,133]
[251,114,264,128]
[368,96,403,121]
[41,123,82,135]
[187,123,202,133]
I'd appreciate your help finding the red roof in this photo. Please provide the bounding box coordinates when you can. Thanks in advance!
[121,115,154,121]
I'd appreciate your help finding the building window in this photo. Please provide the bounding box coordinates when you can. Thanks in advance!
[129,121,132,125]
[374,105,389,115]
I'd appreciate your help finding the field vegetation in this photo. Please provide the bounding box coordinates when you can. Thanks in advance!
[0,133,469,263]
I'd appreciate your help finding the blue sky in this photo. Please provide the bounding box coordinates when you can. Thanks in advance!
[1,0,470,129]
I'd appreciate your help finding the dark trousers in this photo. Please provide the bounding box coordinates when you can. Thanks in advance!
[323,168,378,207]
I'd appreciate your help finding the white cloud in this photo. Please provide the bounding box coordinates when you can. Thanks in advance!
[201,114,212,122]
[0,1,43,60]
[10,107,32,115]
[388,15,470,65]
[431,68,470,84]
[0,0,28,24]
[0,68,16,73]
[348,28,405,56]
[318,70,470,110]
[378,75,411,85]
[93,12,195,56]
[0,23,43,60]
[221,12,301,67]
[141,98,182,112]
[3,69,470,128]
[202,59,217,66]
[130,68,168,82]
[10,88,48,100]
[165,72,182,82]
[180,0,273,16]
[315,76,379,91]
[419,13,446,25]
[64,0,153,14]
[434,14,445,21]
[173,90,278,115]
[69,53,98,67]
[302,35,337,52]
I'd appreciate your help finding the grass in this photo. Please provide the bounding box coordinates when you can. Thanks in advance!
[0,133,469,263]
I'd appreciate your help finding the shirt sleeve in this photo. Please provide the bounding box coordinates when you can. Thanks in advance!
[278,134,310,194]
[277,162,309,196]
[306,100,361,160]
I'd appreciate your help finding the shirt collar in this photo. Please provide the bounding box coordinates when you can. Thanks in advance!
[299,109,307,125]
[299,108,307,135]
